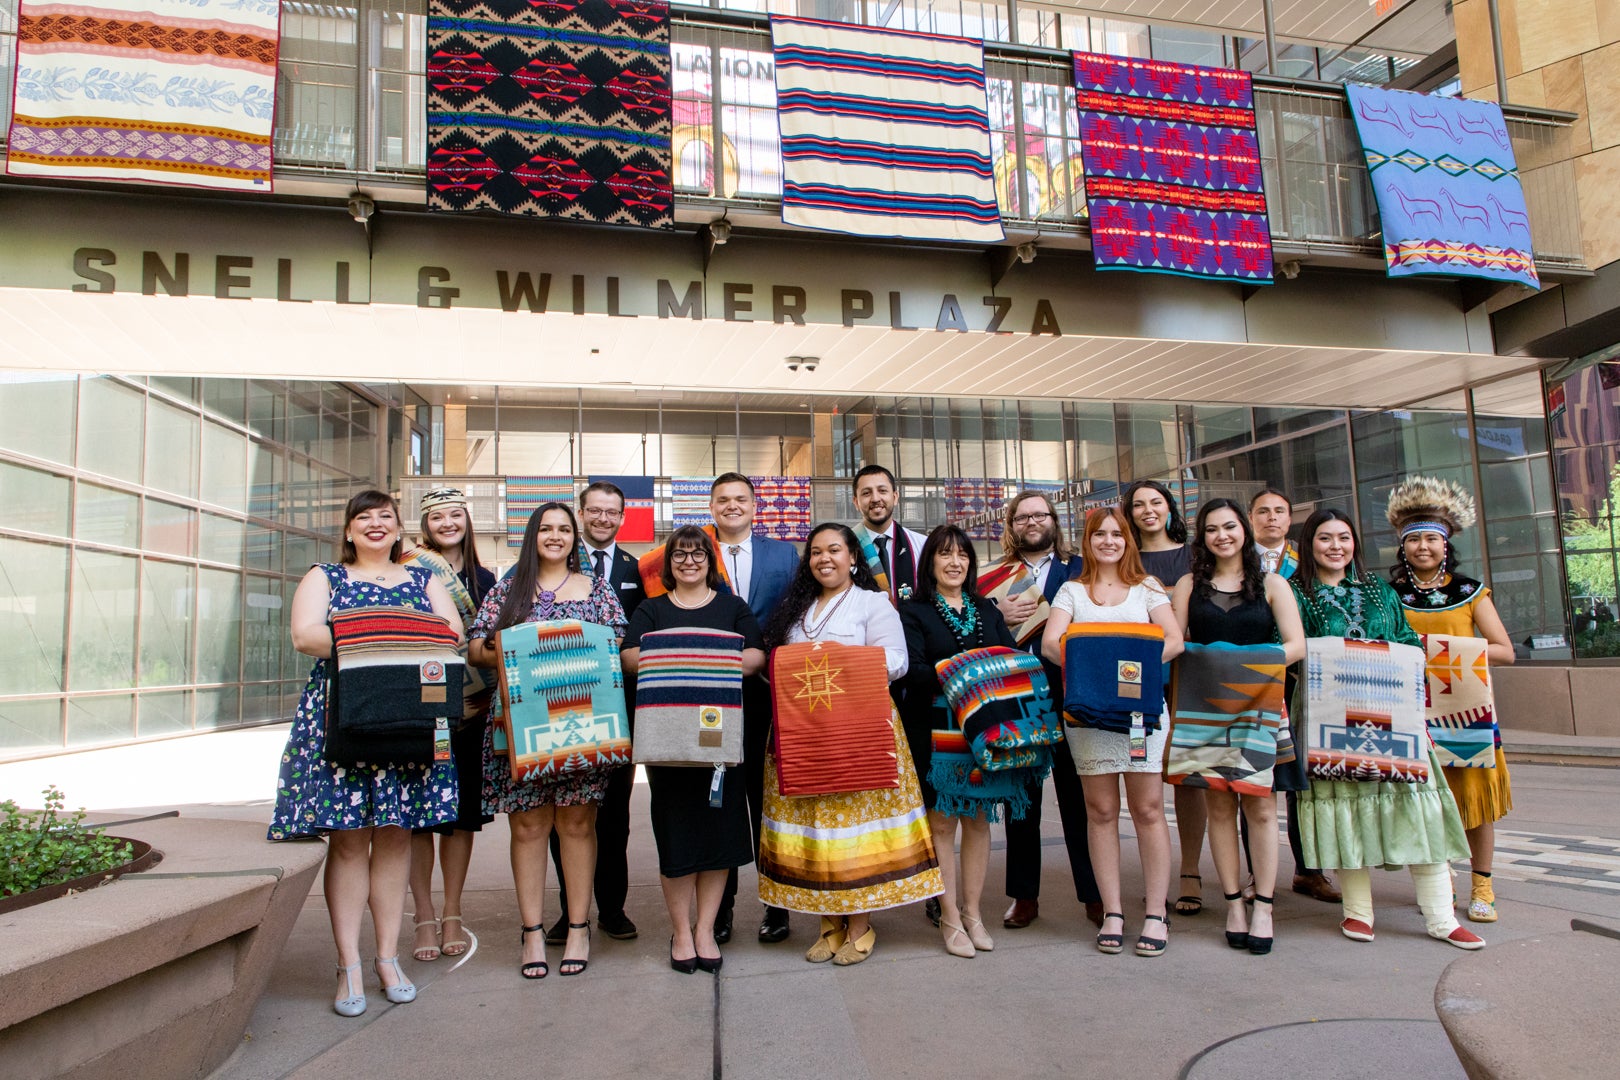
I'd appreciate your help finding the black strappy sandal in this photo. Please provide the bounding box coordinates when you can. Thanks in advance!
[1095,911,1125,954]
[1135,913,1169,957]
[519,922,548,979]
[1174,874,1203,916]
[560,921,592,976]
[1247,895,1274,956]
[1223,891,1250,950]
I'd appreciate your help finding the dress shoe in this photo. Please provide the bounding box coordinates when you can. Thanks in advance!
[669,938,697,975]
[695,953,724,973]
[924,897,941,926]
[599,911,639,940]
[758,906,791,943]
[1002,898,1039,929]
[714,908,733,945]
[1084,901,1106,929]
[1293,872,1342,904]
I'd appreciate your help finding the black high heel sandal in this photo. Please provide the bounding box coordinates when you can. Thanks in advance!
[1096,911,1125,954]
[519,922,548,979]
[1223,891,1250,950]
[1247,895,1274,956]
[1135,913,1169,957]
[560,921,592,976]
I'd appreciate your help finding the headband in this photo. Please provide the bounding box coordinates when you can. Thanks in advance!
[1399,520,1449,540]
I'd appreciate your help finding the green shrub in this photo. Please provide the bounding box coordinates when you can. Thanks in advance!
[1,787,135,898]
[1575,622,1620,660]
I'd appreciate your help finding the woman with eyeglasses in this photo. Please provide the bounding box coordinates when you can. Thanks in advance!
[620,525,765,974]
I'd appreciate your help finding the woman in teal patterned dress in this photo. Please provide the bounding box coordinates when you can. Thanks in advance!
[468,502,627,980]
[269,490,466,1016]
[1289,509,1482,950]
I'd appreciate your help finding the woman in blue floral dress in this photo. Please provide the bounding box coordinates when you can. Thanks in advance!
[469,502,627,980]
[269,490,465,1016]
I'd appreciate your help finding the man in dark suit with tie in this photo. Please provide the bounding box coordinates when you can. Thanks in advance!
[546,480,647,944]
[851,464,928,603]
[981,490,1103,931]
[708,471,799,944]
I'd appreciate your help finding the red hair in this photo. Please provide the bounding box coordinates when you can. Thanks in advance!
[1076,505,1148,589]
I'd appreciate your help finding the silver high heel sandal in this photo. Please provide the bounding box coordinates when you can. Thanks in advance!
[334,961,367,1017]
[374,955,417,1004]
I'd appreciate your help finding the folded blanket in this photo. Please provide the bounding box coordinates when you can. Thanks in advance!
[492,619,630,781]
[1303,636,1429,783]
[1166,642,1287,796]
[935,646,1061,770]
[1421,633,1498,769]
[634,628,745,766]
[927,728,1039,822]
[771,640,898,797]
[1061,622,1166,732]
[328,606,464,766]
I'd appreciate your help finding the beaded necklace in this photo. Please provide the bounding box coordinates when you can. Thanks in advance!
[1304,572,1368,639]
[801,585,855,639]
[934,592,981,647]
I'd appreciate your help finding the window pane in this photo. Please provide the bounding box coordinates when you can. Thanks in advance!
[200,512,247,566]
[202,421,248,510]
[147,398,200,498]
[69,549,138,691]
[0,374,77,465]
[145,499,197,558]
[197,568,242,685]
[66,693,134,746]
[245,521,284,574]
[0,537,68,695]
[4,460,72,537]
[244,681,299,722]
[77,482,141,549]
[139,690,192,736]
[244,575,287,683]
[0,698,63,753]
[139,559,195,687]
[196,686,241,729]
[78,377,145,484]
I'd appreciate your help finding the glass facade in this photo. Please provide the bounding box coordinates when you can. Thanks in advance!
[0,376,381,754]
[1553,361,1620,659]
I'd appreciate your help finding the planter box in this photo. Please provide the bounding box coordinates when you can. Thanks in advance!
[0,816,325,1080]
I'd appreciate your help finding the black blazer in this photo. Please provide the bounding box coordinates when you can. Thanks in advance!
[897,595,1017,734]
[596,546,647,620]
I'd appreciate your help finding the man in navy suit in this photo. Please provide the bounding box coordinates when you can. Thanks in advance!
[986,491,1103,931]
[547,480,648,944]
[708,471,799,943]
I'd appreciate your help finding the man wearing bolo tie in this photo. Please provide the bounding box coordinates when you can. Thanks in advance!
[545,480,646,945]
[851,464,928,604]
[708,472,799,944]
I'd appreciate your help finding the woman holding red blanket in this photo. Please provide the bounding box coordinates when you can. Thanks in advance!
[1042,506,1183,957]
[757,523,943,966]
[468,502,627,980]
[269,490,464,1017]
[1168,499,1306,956]
[899,525,1019,959]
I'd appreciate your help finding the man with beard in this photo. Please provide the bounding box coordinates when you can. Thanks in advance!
[977,491,1103,930]
[851,464,928,604]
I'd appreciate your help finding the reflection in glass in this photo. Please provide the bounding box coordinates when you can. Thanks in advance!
[65,693,133,746]
[0,537,68,695]
[69,549,138,691]
[139,559,195,687]
[0,374,77,465]
[78,377,145,484]
[139,690,192,736]
[5,460,71,538]
[0,698,63,751]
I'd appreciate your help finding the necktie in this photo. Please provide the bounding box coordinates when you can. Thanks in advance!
[592,549,607,581]
[728,545,741,595]
[874,535,892,585]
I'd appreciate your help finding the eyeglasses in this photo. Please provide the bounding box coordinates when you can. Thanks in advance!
[1011,512,1052,526]
[670,549,709,564]
[581,507,623,519]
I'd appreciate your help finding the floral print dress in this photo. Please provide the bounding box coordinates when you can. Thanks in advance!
[267,564,459,840]
[471,572,627,812]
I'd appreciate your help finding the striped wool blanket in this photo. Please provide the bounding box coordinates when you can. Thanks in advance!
[1061,622,1166,732]
[1303,636,1429,783]
[492,619,630,781]
[977,561,1049,648]
[633,628,744,766]
[1166,642,1287,796]
[399,545,490,716]
[770,15,1002,242]
[771,640,898,797]
[936,646,1061,769]
[1421,633,1497,769]
[328,606,464,765]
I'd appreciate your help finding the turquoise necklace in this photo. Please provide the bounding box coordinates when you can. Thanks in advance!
[934,592,980,645]
[1307,572,1368,639]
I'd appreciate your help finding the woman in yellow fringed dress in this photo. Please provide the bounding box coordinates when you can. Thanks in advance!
[757,523,943,966]
[1388,478,1515,924]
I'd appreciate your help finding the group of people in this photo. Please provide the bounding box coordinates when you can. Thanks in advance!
[270,467,1515,1015]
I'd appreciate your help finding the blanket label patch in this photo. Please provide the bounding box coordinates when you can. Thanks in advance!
[1118,660,1143,698]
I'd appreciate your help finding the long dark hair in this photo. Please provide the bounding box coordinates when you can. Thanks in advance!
[1294,508,1364,596]
[420,506,489,606]
[1390,531,1461,590]
[1189,498,1264,602]
[661,524,725,592]
[1123,479,1188,545]
[493,501,581,632]
[764,522,880,649]
[914,524,980,604]
[340,489,403,564]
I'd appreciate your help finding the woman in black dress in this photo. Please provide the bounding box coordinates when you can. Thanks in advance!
[621,525,764,974]
[899,525,1018,959]
[1168,499,1305,955]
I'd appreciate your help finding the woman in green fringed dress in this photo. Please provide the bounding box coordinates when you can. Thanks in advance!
[1289,509,1482,950]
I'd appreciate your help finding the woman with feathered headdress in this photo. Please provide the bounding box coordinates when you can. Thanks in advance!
[1387,477,1515,925]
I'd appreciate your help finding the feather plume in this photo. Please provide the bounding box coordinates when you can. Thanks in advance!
[1386,476,1476,533]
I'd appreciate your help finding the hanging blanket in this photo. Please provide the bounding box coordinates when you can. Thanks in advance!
[770,640,898,796]
[936,646,1061,768]
[750,476,813,541]
[1303,636,1429,783]
[1421,633,1497,769]
[636,523,734,598]
[504,476,574,547]
[426,0,673,227]
[491,619,630,780]
[1061,622,1166,732]
[633,627,744,766]
[1165,642,1287,796]
[671,477,713,529]
[7,0,280,191]
[770,15,1003,242]
[1071,52,1272,282]
[328,606,464,766]
[589,474,655,542]
[1345,84,1538,289]
[944,478,1006,540]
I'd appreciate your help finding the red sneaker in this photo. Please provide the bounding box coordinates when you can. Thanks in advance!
[1439,925,1486,950]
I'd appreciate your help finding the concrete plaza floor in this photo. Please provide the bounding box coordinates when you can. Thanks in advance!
[4,727,1619,1080]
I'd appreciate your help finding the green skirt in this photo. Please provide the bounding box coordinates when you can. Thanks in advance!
[1299,746,1469,871]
